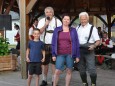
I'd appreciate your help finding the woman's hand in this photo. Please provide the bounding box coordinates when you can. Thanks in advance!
[76,58,80,63]
[52,56,56,61]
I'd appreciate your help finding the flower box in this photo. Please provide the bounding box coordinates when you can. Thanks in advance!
[0,54,17,71]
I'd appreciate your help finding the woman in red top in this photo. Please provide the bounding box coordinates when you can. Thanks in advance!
[14,23,20,50]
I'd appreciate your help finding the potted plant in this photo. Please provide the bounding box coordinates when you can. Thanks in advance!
[0,33,17,71]
[0,33,10,56]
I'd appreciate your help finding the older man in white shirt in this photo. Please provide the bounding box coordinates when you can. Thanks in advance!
[76,12,100,86]
[37,7,62,86]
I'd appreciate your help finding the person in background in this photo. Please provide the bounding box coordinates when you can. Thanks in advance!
[14,23,20,51]
[97,27,103,38]
[52,14,80,86]
[26,29,45,86]
[97,32,113,65]
[37,7,62,86]
[101,32,113,51]
[76,12,100,86]
[29,19,38,40]
[95,27,103,57]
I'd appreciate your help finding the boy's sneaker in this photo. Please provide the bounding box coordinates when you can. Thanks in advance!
[83,83,88,86]
[40,80,47,86]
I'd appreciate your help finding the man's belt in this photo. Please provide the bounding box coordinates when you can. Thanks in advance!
[46,30,54,33]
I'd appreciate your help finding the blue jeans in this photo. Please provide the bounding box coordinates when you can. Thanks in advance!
[56,54,74,71]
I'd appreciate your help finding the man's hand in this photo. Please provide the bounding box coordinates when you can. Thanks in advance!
[88,44,96,50]
[45,20,50,26]
[52,56,56,61]
[102,42,107,46]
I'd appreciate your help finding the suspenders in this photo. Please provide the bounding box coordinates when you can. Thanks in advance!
[43,18,57,42]
[77,24,94,43]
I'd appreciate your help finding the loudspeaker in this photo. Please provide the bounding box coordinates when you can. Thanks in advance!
[0,15,12,30]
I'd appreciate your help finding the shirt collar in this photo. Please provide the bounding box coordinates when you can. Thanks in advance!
[81,23,89,28]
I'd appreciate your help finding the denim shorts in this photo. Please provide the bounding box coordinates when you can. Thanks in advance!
[56,54,74,71]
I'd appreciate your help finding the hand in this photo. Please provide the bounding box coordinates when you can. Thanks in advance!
[45,20,50,26]
[102,42,107,46]
[76,58,80,63]
[41,58,45,62]
[26,57,30,62]
[88,44,96,50]
[52,56,56,61]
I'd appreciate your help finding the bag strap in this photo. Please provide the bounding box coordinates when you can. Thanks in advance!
[87,25,94,43]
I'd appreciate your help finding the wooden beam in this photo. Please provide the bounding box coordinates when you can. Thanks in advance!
[16,0,19,6]
[4,0,15,14]
[0,0,3,14]
[55,11,115,16]
[95,15,108,27]
[26,14,30,45]
[26,0,30,47]
[19,0,27,79]
[111,18,115,27]
[0,0,5,14]
[70,15,79,26]
[107,14,112,38]
[26,0,38,14]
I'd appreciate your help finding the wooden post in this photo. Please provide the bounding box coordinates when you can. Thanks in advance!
[16,0,19,6]
[107,14,111,38]
[19,0,38,79]
[19,0,27,79]
[0,0,4,14]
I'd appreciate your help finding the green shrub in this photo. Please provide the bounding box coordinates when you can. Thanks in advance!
[0,36,10,56]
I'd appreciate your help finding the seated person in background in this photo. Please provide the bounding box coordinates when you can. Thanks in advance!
[97,32,113,65]
[101,32,113,54]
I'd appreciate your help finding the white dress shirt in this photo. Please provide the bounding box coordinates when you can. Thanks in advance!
[76,23,100,44]
[37,17,62,44]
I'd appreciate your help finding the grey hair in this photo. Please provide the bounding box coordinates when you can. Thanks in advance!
[79,12,89,20]
[44,7,54,15]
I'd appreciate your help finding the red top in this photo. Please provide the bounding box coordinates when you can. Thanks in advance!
[57,31,71,54]
[102,38,110,48]
[15,31,20,42]
[30,25,35,40]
